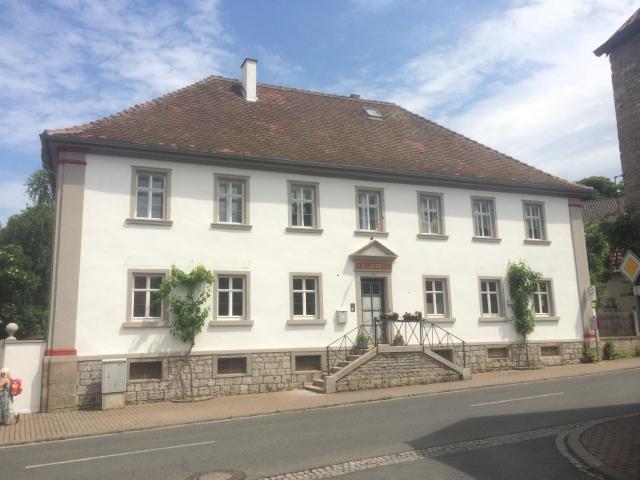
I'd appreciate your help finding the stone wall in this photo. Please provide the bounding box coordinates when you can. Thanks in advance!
[78,351,323,408]
[454,341,584,372]
[610,31,640,210]
[599,337,640,357]
[335,351,460,392]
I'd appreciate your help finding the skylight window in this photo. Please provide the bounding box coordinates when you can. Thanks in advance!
[364,107,383,119]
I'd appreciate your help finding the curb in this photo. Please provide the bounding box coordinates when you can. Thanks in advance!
[566,413,639,480]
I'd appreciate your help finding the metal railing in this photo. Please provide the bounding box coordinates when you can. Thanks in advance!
[326,316,466,375]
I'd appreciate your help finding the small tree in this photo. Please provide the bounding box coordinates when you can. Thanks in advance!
[157,265,214,399]
[507,261,542,367]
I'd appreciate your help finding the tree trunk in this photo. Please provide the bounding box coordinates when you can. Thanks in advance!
[524,334,530,368]
[186,340,195,400]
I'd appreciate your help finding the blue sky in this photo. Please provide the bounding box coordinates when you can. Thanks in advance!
[0,0,636,222]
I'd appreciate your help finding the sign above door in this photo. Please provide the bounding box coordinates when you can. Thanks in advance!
[350,239,398,272]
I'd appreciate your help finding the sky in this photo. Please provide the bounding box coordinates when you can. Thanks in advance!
[0,0,636,223]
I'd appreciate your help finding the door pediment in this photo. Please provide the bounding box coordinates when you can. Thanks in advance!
[350,240,398,270]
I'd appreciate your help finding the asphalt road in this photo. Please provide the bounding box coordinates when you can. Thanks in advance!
[2,368,639,480]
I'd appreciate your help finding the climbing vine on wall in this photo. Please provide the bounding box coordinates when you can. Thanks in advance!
[507,260,542,366]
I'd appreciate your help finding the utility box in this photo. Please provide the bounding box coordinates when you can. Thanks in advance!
[102,359,127,410]
[336,309,348,324]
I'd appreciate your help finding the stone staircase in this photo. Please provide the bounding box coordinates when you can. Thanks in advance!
[304,351,368,393]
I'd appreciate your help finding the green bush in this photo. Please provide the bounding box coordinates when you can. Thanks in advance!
[582,349,598,363]
[603,340,618,360]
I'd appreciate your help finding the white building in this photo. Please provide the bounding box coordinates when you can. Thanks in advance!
[40,59,592,410]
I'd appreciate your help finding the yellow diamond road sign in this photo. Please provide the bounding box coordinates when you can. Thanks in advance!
[620,250,640,284]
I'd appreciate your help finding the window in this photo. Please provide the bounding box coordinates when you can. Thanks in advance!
[541,345,560,356]
[424,277,449,318]
[472,198,497,238]
[289,182,319,228]
[217,177,246,224]
[217,275,246,319]
[419,194,443,235]
[295,355,322,372]
[487,347,509,359]
[135,171,167,220]
[533,281,554,316]
[217,357,247,375]
[479,279,503,317]
[132,274,164,319]
[129,361,163,380]
[364,107,382,119]
[357,189,384,232]
[292,276,319,317]
[523,202,547,240]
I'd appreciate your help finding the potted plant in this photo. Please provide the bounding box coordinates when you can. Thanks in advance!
[392,332,405,346]
[402,311,423,322]
[355,332,370,350]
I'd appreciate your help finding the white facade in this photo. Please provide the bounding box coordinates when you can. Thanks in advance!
[74,153,584,357]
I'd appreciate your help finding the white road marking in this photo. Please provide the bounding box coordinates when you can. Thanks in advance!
[25,440,216,469]
[471,392,564,407]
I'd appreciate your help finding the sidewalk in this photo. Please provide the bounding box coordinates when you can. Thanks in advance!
[1,357,639,447]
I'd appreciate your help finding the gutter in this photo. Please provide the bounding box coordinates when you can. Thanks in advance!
[40,135,593,198]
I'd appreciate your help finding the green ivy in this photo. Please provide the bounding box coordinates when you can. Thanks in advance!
[157,265,214,353]
[507,260,542,342]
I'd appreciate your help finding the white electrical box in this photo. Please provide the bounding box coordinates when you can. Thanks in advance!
[336,309,348,324]
[102,359,127,394]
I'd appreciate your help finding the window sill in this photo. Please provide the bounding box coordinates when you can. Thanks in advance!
[534,316,560,322]
[209,320,254,327]
[210,223,253,231]
[121,320,169,328]
[425,317,456,323]
[478,316,508,322]
[129,377,164,383]
[472,236,501,243]
[285,227,324,234]
[287,318,327,325]
[524,239,551,246]
[125,218,173,227]
[417,233,449,241]
[213,372,250,378]
[354,230,389,238]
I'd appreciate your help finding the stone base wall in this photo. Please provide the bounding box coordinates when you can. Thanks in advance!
[335,351,460,393]
[454,341,584,372]
[599,337,640,357]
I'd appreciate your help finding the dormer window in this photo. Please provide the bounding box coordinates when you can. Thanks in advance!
[364,107,382,119]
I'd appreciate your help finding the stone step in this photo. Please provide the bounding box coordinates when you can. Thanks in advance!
[303,383,325,394]
[313,379,325,388]
[347,354,363,361]
[330,366,342,374]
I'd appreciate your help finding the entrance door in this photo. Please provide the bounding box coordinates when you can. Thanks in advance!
[361,278,385,342]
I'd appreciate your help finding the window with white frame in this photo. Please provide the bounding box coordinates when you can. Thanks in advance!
[217,275,246,319]
[132,274,164,319]
[472,198,496,238]
[357,189,383,231]
[292,276,318,317]
[424,278,448,317]
[479,279,502,316]
[135,172,167,219]
[290,183,317,228]
[217,178,246,224]
[524,202,546,240]
[533,281,553,316]
[419,194,443,235]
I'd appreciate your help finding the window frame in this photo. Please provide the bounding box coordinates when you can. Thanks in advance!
[212,174,251,230]
[286,180,322,232]
[213,354,251,377]
[211,271,252,326]
[522,200,549,243]
[288,273,325,325]
[478,277,507,321]
[422,275,454,322]
[128,358,167,382]
[471,197,499,241]
[354,187,387,237]
[532,279,558,321]
[124,269,170,327]
[417,192,446,237]
[128,167,172,225]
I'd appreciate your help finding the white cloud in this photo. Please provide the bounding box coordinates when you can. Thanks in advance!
[0,0,233,153]
[348,0,635,181]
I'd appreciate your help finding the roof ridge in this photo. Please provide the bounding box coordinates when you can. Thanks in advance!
[393,104,590,191]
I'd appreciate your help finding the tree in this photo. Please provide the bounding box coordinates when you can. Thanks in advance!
[157,265,214,399]
[0,169,55,337]
[584,223,610,305]
[576,176,620,199]
[507,261,542,367]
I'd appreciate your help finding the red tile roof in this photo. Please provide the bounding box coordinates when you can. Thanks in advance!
[582,197,626,223]
[594,7,640,56]
[43,75,588,195]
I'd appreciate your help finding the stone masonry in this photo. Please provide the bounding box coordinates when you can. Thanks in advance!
[609,29,640,210]
[335,351,460,392]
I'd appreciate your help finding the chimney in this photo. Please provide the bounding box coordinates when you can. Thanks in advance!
[241,58,258,102]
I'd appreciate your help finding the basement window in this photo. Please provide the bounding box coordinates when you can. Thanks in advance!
[541,346,561,357]
[217,356,248,375]
[487,347,509,359]
[129,360,163,381]
[295,355,322,372]
[364,107,383,119]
